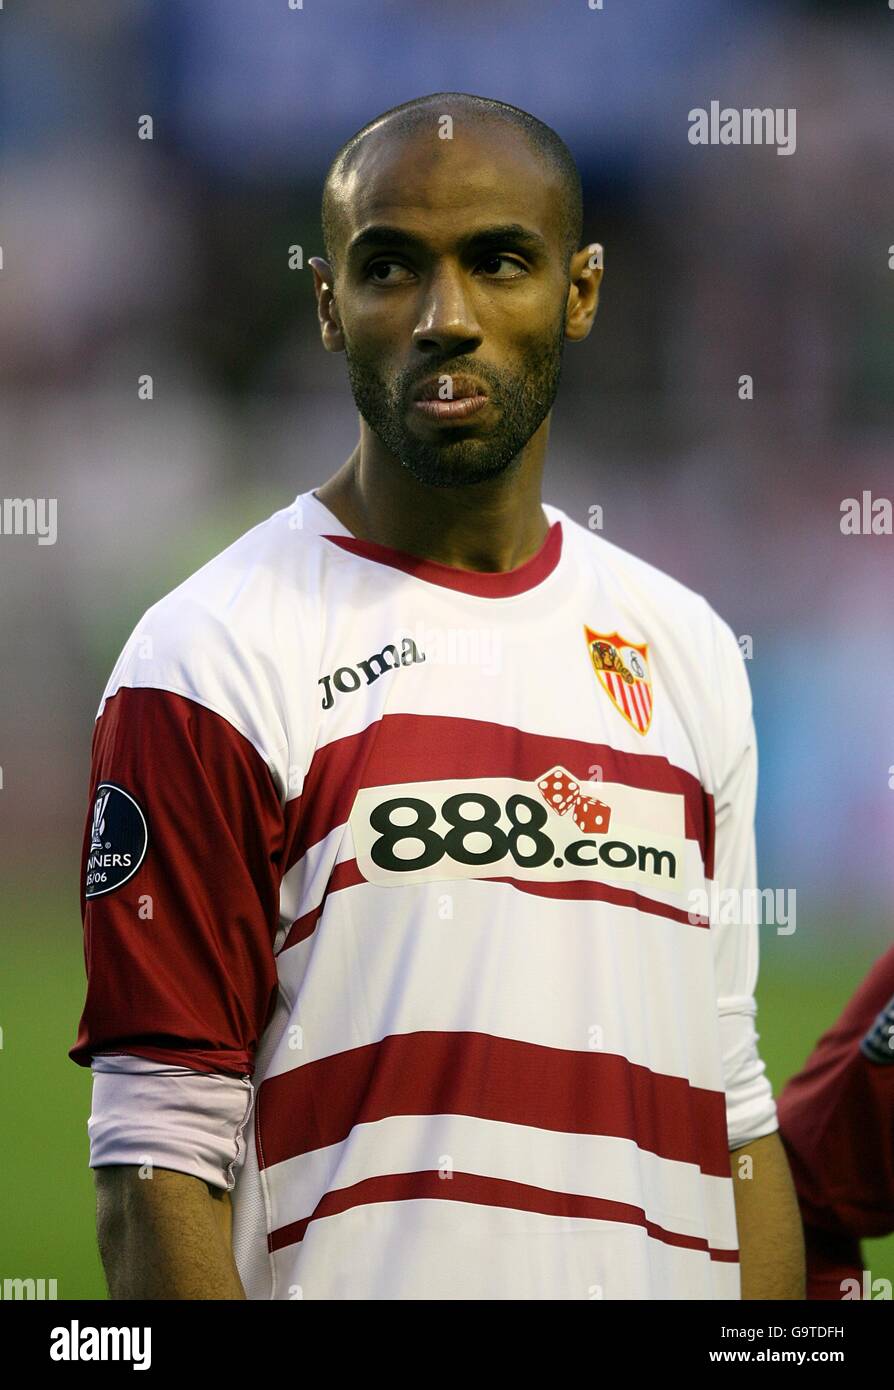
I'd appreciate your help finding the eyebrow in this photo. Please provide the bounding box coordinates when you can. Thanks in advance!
[346,222,550,261]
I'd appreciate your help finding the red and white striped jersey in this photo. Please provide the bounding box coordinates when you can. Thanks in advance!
[72,488,778,1300]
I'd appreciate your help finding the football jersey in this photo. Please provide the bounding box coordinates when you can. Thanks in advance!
[71,488,778,1300]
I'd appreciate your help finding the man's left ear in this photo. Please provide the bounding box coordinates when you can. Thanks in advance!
[308,255,345,353]
[566,243,603,342]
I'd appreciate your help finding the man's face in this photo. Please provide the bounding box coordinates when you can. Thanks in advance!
[330,123,573,488]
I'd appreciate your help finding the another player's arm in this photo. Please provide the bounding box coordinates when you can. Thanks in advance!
[95,1165,246,1300]
[730,1132,805,1299]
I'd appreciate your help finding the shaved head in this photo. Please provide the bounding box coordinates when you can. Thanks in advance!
[322,92,583,280]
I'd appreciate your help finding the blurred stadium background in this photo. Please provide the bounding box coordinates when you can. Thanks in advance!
[0,0,891,1297]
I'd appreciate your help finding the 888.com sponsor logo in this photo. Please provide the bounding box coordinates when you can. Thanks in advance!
[349,773,687,894]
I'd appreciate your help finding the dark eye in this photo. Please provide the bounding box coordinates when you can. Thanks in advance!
[366,261,414,284]
[478,255,527,279]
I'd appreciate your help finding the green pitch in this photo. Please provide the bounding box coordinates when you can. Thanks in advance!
[1,871,891,1299]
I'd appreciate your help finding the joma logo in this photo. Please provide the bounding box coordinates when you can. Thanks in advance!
[319,636,425,710]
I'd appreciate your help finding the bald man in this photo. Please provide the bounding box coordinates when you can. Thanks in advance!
[73,94,803,1300]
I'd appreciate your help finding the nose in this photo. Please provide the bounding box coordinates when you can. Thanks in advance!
[412,261,482,355]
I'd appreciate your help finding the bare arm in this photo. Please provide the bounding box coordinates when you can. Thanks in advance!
[95,1165,247,1300]
[730,1131,806,1299]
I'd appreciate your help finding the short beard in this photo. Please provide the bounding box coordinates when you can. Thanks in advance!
[344,316,567,489]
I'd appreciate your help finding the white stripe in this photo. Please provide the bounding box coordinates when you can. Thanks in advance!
[277,819,356,939]
[261,1112,738,1254]
[269,1197,739,1300]
[266,870,720,1087]
[629,681,644,729]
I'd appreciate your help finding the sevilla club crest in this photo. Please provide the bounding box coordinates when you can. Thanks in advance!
[584,626,653,735]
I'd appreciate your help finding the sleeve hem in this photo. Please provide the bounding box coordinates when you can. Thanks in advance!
[73,1043,252,1077]
[89,1064,255,1192]
[728,1114,780,1151]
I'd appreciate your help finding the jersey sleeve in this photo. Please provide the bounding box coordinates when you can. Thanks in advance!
[708,612,779,1150]
[70,681,290,1076]
[89,1053,255,1190]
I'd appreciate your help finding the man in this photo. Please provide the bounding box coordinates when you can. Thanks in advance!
[71,93,804,1299]
[777,945,894,1299]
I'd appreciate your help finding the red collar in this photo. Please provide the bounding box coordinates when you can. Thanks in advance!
[322,519,563,598]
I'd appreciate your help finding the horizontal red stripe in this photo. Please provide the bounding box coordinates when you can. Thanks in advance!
[256,1031,730,1177]
[484,874,707,925]
[267,1168,738,1263]
[279,860,707,954]
[321,519,562,598]
[279,859,365,952]
[285,713,715,877]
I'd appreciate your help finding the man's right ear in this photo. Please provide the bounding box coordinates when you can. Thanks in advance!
[308,256,344,353]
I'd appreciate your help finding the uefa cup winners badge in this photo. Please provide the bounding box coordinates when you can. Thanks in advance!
[90,789,111,853]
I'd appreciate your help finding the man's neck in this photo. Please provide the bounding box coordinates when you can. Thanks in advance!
[314,432,552,573]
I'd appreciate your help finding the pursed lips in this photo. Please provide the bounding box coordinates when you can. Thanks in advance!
[411,373,490,421]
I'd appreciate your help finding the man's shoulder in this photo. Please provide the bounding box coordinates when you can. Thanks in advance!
[552,504,750,752]
[97,496,328,729]
[553,503,732,644]
[154,493,330,624]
